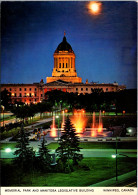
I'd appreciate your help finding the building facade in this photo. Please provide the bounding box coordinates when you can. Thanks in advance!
[1,34,126,104]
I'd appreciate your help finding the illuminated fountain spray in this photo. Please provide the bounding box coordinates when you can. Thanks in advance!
[50,115,57,137]
[91,111,103,136]
[61,110,65,129]
[98,110,103,133]
[71,110,87,135]
[91,112,97,137]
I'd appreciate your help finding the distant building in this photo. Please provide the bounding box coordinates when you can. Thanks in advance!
[1,34,126,104]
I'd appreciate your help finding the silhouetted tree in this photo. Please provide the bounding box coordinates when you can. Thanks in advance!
[56,116,83,172]
[14,124,35,170]
[1,89,11,109]
[36,137,52,172]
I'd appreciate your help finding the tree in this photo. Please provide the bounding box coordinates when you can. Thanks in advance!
[1,89,11,109]
[36,137,52,172]
[56,116,83,172]
[14,124,35,170]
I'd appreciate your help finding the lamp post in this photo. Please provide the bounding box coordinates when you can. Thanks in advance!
[56,115,59,141]
[111,137,118,181]
[112,152,129,182]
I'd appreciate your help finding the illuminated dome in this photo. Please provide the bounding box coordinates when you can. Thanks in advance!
[55,36,73,53]
[46,33,82,84]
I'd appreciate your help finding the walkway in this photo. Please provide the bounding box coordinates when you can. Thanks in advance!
[1,148,136,159]
[24,117,53,129]
[89,170,137,187]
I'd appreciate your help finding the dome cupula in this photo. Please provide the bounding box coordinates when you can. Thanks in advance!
[46,34,82,83]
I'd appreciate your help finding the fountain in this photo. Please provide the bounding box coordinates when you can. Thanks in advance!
[90,111,103,137]
[70,110,88,134]
[47,110,111,139]
[50,115,57,137]
[61,110,65,129]
[98,110,103,133]
[91,112,97,137]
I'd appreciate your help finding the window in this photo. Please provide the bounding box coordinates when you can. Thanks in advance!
[29,93,31,97]
[41,94,43,97]
[24,88,26,91]
[19,93,22,97]
[19,88,22,91]
[76,88,78,91]
[66,63,67,68]
[15,93,16,97]
[9,88,12,91]
[86,88,88,91]
[106,88,108,92]
[35,99,37,102]
[29,88,31,91]
[35,93,37,97]
[35,88,37,91]
[63,63,64,68]
[59,63,61,68]
[81,88,83,91]
[24,93,26,97]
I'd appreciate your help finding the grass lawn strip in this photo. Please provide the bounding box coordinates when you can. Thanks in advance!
[1,157,136,186]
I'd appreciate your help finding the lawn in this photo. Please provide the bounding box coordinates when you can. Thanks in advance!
[47,141,137,150]
[1,157,137,186]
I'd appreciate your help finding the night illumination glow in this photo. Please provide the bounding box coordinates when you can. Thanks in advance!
[89,1,102,15]
[5,148,11,153]
[111,154,116,158]
[128,129,132,133]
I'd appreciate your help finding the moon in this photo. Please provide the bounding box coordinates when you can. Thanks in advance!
[88,2,102,15]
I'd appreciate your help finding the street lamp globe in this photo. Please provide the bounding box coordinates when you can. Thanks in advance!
[5,148,11,153]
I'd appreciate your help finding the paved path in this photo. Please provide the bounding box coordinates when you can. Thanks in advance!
[90,170,137,187]
[24,117,52,129]
[1,148,136,159]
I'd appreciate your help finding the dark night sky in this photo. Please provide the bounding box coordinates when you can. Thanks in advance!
[1,1,137,88]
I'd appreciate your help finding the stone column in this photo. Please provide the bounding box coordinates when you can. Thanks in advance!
[68,58,70,68]
[57,58,59,68]
[74,58,75,68]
